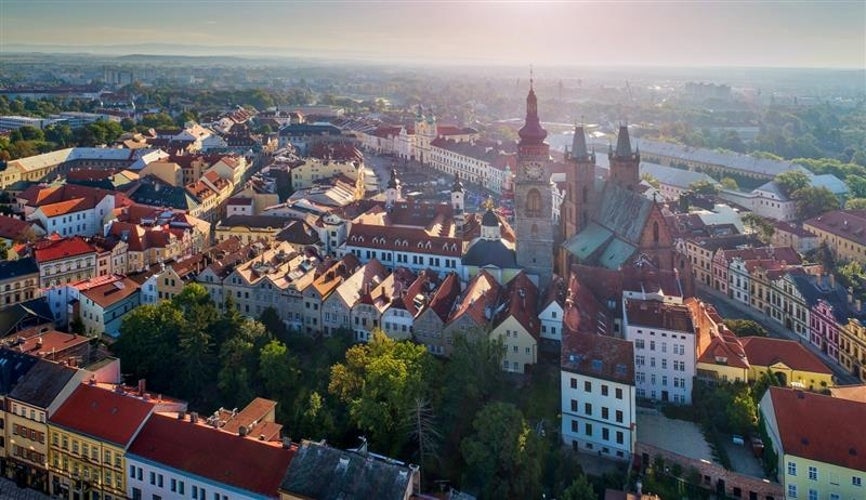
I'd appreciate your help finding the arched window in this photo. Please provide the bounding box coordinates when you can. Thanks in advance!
[526,188,542,217]
[653,221,660,244]
[582,186,588,204]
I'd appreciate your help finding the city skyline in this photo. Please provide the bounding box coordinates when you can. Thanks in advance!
[1,0,864,68]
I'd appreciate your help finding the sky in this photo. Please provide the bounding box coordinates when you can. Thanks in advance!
[1,1,864,68]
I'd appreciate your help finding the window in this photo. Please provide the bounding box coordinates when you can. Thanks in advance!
[585,403,592,415]
[788,462,797,476]
[635,339,644,349]
[192,486,198,499]
[570,400,577,412]
[584,381,592,392]
[601,385,609,396]
[601,407,609,420]
[808,490,817,500]
[584,423,592,436]
[616,410,623,423]
[808,466,817,481]
[158,474,164,488]
[150,472,156,485]
[616,431,624,444]
[570,378,577,389]
[854,476,862,487]
[615,388,623,400]
[179,482,185,495]
[602,428,609,440]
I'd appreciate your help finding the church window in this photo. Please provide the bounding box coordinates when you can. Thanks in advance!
[653,221,660,244]
[526,188,542,217]
[582,186,588,204]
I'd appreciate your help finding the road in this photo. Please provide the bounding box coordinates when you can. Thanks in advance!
[696,284,859,385]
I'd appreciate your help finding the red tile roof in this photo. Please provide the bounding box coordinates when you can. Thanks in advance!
[624,299,694,333]
[50,383,154,446]
[767,386,866,470]
[447,270,501,327]
[740,336,832,374]
[79,276,141,309]
[33,236,96,263]
[562,332,635,385]
[494,271,540,339]
[426,272,461,322]
[128,413,296,497]
[0,215,33,241]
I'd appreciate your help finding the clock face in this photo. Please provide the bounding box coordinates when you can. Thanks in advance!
[525,163,544,180]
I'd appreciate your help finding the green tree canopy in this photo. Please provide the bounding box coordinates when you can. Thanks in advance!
[328,329,433,454]
[775,170,811,197]
[460,401,543,500]
[793,186,839,220]
[723,319,768,337]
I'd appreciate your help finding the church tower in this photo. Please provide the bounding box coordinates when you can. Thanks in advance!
[558,125,596,274]
[451,173,465,235]
[608,125,640,191]
[514,78,554,289]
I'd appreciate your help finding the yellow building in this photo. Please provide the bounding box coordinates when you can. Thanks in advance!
[0,257,40,310]
[696,333,750,384]
[489,272,539,374]
[290,157,363,190]
[139,161,183,187]
[4,360,84,493]
[741,337,835,390]
[761,387,866,500]
[214,215,290,245]
[839,318,866,382]
[804,210,866,263]
[47,383,155,500]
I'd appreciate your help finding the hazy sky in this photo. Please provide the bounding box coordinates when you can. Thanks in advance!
[1,1,864,68]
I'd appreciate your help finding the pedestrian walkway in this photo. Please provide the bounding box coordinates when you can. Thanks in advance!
[697,284,859,385]
[0,477,49,500]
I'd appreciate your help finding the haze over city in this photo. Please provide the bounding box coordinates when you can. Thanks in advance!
[2,0,865,68]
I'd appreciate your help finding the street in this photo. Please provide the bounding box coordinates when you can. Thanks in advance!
[696,284,859,385]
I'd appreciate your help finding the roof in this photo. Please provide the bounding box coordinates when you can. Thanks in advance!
[461,238,516,268]
[0,299,54,337]
[279,440,416,500]
[0,257,39,280]
[79,276,141,309]
[423,272,462,322]
[625,299,694,333]
[33,236,96,263]
[8,359,78,409]
[766,386,866,470]
[129,413,295,497]
[447,270,502,328]
[0,215,33,240]
[640,162,718,190]
[492,272,540,339]
[740,336,832,374]
[275,220,321,246]
[829,385,866,403]
[219,215,292,230]
[50,383,154,447]
[804,210,866,248]
[0,348,40,395]
[562,332,634,385]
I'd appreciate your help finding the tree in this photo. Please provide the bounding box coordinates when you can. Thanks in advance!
[723,319,768,337]
[775,170,810,197]
[793,186,839,220]
[560,473,596,500]
[460,402,543,500]
[259,339,299,403]
[720,177,739,190]
[641,173,660,190]
[845,175,866,198]
[846,198,866,210]
[139,112,176,130]
[742,212,775,243]
[688,180,719,195]
[328,329,433,454]
[114,301,184,389]
[259,306,288,343]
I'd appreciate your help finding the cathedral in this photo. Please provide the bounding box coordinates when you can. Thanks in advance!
[508,82,681,287]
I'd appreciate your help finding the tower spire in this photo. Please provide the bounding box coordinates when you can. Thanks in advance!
[530,65,534,90]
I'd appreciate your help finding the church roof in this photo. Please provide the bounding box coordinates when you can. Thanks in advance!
[614,125,633,157]
[461,238,517,269]
[596,182,654,244]
[571,126,590,160]
[481,209,499,227]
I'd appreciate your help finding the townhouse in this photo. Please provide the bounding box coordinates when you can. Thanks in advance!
[380,270,438,341]
[761,387,866,500]
[440,270,502,357]
[411,272,462,355]
[0,257,40,309]
[490,272,540,374]
[740,337,834,390]
[300,255,360,336]
[350,267,416,342]
[4,360,85,492]
[33,236,98,289]
[321,259,387,337]
[77,275,141,337]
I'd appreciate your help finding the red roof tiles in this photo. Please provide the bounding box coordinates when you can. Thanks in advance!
[33,236,96,263]
[767,386,866,470]
[128,413,296,497]
[50,383,154,447]
[740,336,832,374]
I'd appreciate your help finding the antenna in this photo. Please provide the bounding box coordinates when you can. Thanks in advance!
[529,65,534,90]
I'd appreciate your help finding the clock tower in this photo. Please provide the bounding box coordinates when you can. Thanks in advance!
[514,78,554,289]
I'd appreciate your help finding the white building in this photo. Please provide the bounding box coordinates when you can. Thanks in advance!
[28,193,115,238]
[538,276,565,343]
[623,298,697,404]
[561,332,636,461]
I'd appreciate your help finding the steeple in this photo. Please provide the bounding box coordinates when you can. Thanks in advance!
[387,168,399,189]
[614,124,633,157]
[571,125,590,161]
[518,69,547,146]
[451,172,464,193]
